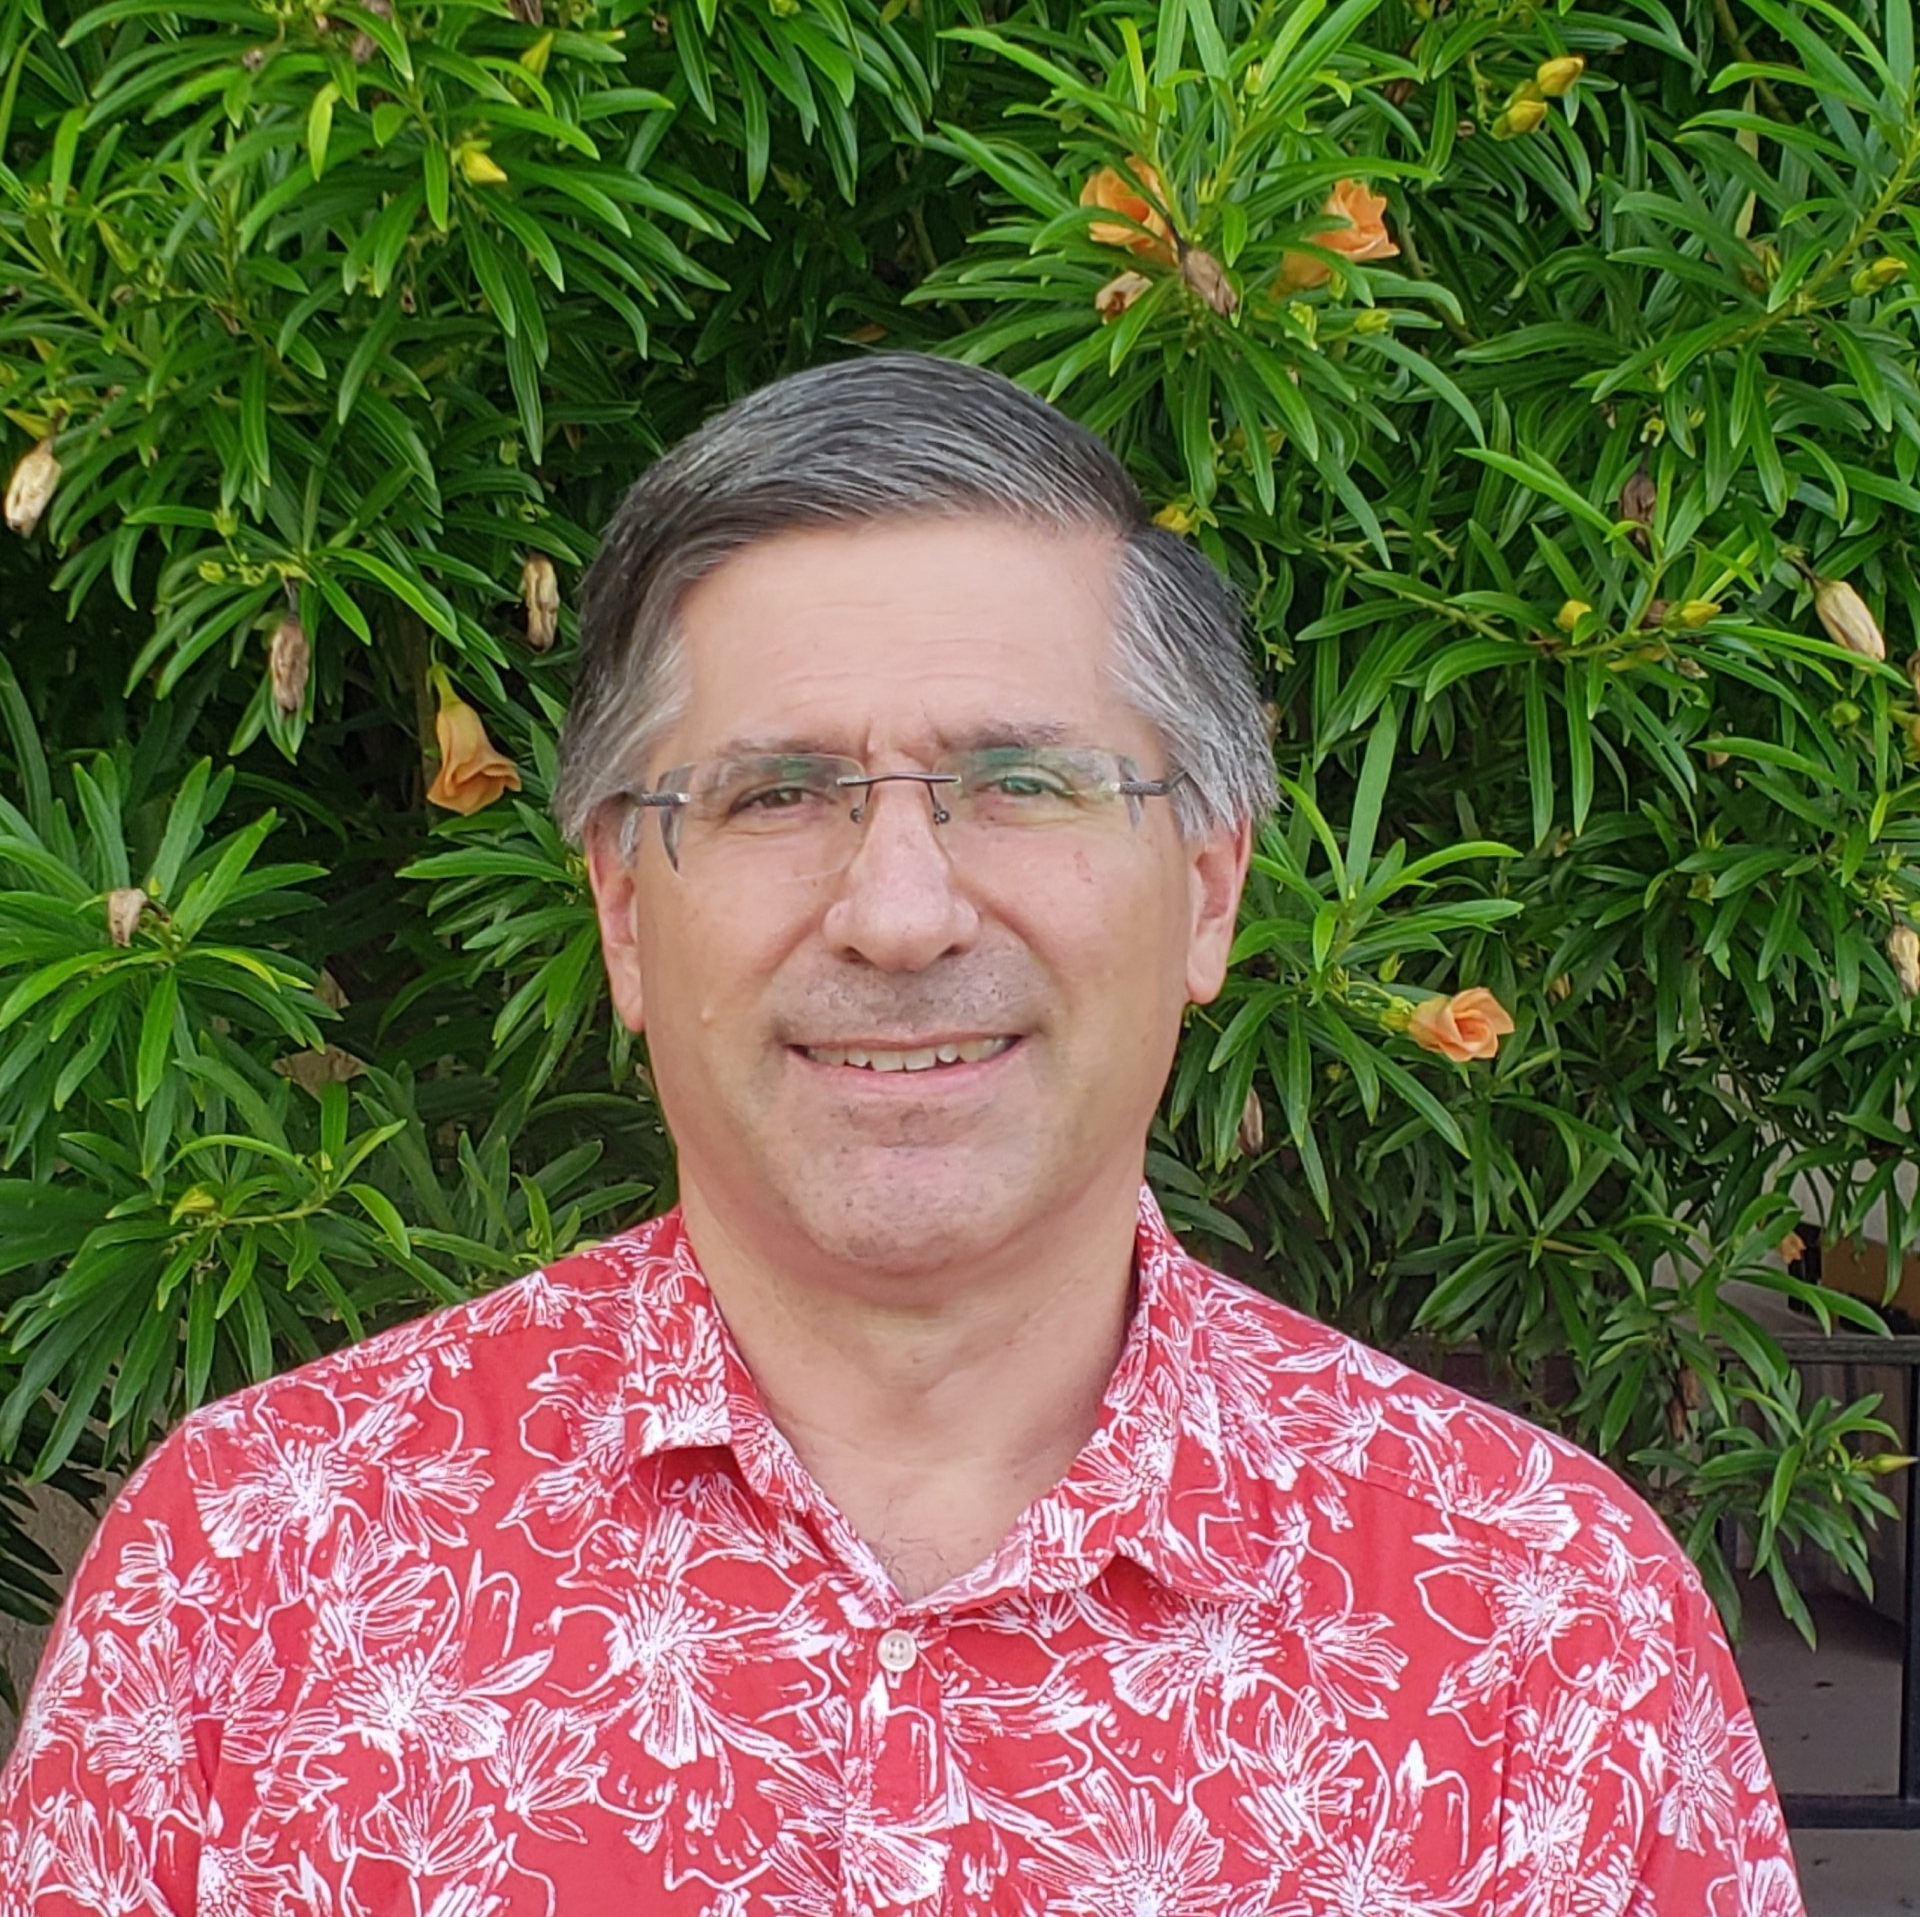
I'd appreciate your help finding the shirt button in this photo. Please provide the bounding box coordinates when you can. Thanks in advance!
[877,1628,918,1673]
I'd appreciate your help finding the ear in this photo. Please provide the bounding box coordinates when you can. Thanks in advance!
[584,809,648,1035]
[1184,817,1251,1007]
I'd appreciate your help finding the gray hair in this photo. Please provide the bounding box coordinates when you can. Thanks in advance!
[553,354,1277,842]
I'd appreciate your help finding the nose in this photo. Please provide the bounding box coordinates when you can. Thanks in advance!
[820,775,980,971]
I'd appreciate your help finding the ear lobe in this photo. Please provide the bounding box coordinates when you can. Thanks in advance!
[584,811,648,1035]
[1184,818,1251,1007]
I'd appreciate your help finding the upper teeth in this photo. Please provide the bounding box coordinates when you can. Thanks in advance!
[804,1038,1013,1072]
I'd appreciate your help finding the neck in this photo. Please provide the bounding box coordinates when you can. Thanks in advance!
[676,1174,1140,1599]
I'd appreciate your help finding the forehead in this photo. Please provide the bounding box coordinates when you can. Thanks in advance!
[666,517,1138,755]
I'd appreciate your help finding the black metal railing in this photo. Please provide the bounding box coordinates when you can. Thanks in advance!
[1765,1330,1920,1831]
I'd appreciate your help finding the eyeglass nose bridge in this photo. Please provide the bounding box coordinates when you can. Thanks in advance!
[835,769,962,828]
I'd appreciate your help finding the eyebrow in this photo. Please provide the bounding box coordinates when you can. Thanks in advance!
[704,721,1081,761]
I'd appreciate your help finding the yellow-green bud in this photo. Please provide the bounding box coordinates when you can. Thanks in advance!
[456,143,509,186]
[1494,98,1549,138]
[1535,55,1585,97]
[1554,598,1592,633]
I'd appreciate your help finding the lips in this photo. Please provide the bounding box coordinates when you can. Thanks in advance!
[799,1036,1016,1073]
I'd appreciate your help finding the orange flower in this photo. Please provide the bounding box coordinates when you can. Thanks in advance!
[1080,159,1176,263]
[426,692,522,815]
[1406,987,1514,1062]
[1275,179,1400,293]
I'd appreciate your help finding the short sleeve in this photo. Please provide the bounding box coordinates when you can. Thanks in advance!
[0,1424,235,1914]
[1618,1565,1806,1917]
[1495,1552,1806,1917]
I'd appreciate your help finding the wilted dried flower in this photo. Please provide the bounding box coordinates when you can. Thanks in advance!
[268,616,309,714]
[1080,159,1175,263]
[275,1045,366,1091]
[1535,55,1585,96]
[1890,922,1920,997]
[350,0,390,63]
[1705,749,1730,769]
[521,553,559,651]
[1547,972,1573,1001]
[5,438,60,536]
[427,692,522,815]
[1555,598,1591,633]
[1407,986,1515,1062]
[1180,247,1238,315]
[1494,97,1548,137]
[1094,270,1153,322]
[1382,76,1416,107]
[1779,1228,1807,1268]
[1237,1088,1265,1157]
[106,887,147,947]
[1276,179,1399,292]
[1815,577,1885,662]
[1618,466,1657,548]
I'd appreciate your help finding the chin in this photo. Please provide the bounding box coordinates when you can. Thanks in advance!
[780,1147,1041,1278]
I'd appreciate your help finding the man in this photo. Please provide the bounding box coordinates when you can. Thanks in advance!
[1,356,1801,1914]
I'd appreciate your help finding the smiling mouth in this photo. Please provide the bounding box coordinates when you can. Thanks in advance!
[799,1037,1017,1074]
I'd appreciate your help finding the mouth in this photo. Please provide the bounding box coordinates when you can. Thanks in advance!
[796,1036,1018,1075]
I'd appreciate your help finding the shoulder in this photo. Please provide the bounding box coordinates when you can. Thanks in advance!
[1172,1252,1691,1592]
[163,1214,685,1511]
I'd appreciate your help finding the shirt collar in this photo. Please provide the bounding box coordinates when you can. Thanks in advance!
[606,1191,1265,1609]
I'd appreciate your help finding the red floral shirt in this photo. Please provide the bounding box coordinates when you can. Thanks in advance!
[0,1197,1802,1916]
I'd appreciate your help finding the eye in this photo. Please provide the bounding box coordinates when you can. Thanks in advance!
[980,764,1073,799]
[731,781,821,815]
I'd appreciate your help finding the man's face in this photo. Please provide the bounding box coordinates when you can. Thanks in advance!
[586,517,1248,1280]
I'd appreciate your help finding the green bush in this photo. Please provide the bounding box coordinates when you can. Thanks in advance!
[3,0,1917,1641]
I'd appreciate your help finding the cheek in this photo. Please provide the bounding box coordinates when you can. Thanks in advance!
[644,889,807,1039]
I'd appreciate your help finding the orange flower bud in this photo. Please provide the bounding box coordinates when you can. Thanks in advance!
[427,692,522,815]
[1276,179,1399,293]
[5,438,60,536]
[1406,986,1515,1062]
[521,553,560,651]
[1079,159,1175,263]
